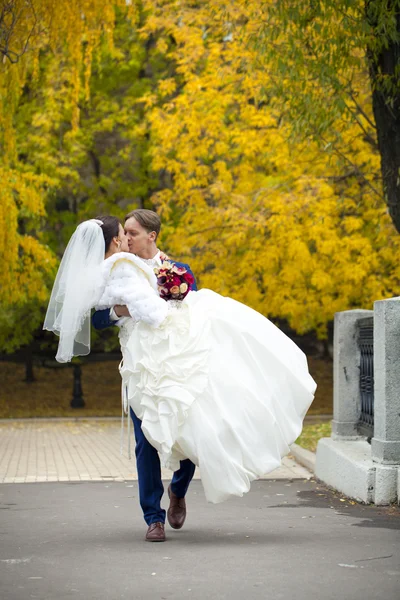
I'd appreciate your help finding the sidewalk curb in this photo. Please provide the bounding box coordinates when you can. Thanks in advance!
[304,414,332,423]
[290,443,316,473]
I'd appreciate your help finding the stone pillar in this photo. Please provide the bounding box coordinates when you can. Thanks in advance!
[371,298,400,464]
[331,309,373,439]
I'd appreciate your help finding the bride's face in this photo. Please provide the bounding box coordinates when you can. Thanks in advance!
[117,224,129,252]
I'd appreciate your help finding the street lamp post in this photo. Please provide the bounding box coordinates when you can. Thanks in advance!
[71,363,85,408]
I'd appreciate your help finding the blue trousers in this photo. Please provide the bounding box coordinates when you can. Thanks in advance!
[130,408,196,525]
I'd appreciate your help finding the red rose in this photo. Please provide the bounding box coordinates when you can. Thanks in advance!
[183,272,194,285]
[172,275,181,286]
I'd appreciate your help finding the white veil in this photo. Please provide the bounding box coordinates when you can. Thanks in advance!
[43,219,105,363]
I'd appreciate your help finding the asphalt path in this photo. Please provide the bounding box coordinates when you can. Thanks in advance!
[0,479,399,600]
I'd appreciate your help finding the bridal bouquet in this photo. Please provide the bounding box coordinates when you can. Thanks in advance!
[154,261,194,301]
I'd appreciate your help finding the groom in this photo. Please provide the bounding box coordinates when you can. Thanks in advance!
[92,209,197,542]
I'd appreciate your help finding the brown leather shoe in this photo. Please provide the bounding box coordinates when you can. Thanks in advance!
[167,485,186,530]
[145,522,166,542]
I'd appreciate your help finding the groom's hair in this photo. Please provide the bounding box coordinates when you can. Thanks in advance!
[125,209,161,240]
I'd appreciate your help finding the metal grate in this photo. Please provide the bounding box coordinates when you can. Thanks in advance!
[357,317,374,440]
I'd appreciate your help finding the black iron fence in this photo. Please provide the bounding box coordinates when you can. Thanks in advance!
[357,317,374,440]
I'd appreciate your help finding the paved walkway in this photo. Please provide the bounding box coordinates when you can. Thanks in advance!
[1,480,399,600]
[0,419,312,484]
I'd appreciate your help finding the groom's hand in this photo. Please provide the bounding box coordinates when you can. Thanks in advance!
[114,305,131,318]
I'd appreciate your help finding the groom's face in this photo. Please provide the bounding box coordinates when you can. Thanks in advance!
[124,217,156,257]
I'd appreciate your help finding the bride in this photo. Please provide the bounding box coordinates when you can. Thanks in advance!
[44,217,316,503]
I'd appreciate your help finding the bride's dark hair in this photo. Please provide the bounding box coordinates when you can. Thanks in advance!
[95,215,120,252]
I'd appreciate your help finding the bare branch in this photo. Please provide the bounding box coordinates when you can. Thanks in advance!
[343,101,378,151]
[319,133,384,200]
[347,90,377,130]
[0,0,43,64]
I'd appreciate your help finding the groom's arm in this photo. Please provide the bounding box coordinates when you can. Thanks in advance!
[181,263,198,292]
[92,308,120,330]
[92,305,132,329]
[189,267,198,291]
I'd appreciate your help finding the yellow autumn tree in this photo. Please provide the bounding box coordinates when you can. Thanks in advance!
[2,0,399,353]
[0,0,136,349]
[138,0,400,337]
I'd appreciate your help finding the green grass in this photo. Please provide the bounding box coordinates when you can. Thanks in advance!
[0,355,333,419]
[0,360,122,418]
[296,422,332,453]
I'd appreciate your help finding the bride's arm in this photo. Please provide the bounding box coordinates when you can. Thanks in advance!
[98,257,168,328]
[120,280,168,327]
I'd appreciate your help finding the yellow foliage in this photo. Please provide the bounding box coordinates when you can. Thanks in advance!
[1,0,399,344]
[0,0,131,310]
[0,166,56,305]
[0,0,136,156]
[142,0,400,337]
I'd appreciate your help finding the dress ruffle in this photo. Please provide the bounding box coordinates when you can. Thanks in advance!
[120,302,210,471]
[120,289,316,503]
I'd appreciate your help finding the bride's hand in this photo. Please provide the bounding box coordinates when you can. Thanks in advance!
[114,305,131,318]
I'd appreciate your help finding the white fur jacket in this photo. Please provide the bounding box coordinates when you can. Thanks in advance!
[96,253,168,328]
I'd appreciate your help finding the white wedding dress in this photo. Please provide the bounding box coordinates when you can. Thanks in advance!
[97,253,316,503]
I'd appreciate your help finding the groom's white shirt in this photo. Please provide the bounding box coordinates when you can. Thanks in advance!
[109,250,162,322]
[138,250,163,268]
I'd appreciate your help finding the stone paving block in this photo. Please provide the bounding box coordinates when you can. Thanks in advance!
[0,419,312,484]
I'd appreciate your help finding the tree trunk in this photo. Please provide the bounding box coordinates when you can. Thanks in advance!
[367,4,400,234]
